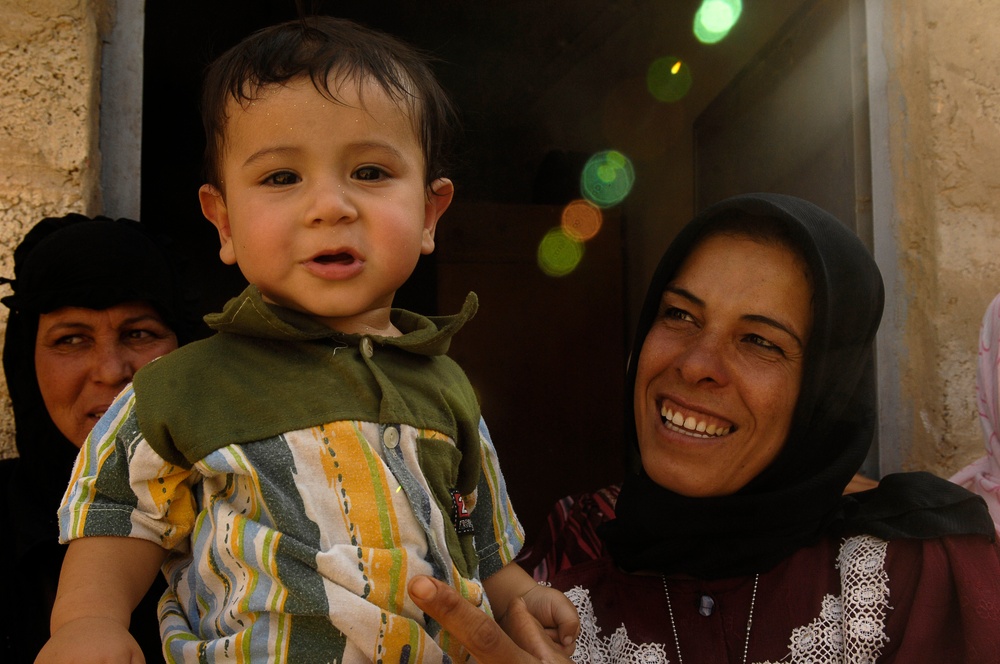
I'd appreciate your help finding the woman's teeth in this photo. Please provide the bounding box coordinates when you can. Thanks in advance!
[660,406,731,437]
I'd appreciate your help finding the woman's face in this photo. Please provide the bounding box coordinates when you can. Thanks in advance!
[633,233,813,497]
[34,301,178,447]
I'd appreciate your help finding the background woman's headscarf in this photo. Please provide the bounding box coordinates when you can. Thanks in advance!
[949,292,1000,531]
[602,193,993,579]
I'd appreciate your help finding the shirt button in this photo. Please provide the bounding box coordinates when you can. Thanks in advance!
[361,337,374,358]
[383,427,400,448]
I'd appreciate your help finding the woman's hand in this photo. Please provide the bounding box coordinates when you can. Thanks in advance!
[408,575,575,664]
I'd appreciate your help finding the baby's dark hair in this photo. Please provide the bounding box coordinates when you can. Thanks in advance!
[201,16,458,190]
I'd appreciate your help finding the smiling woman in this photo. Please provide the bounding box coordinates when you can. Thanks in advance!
[634,232,813,498]
[0,214,200,662]
[415,193,1000,664]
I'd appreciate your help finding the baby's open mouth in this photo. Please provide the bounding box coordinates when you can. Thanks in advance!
[660,404,734,437]
[313,252,356,265]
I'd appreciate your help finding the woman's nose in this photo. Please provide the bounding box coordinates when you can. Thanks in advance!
[90,341,136,386]
[677,332,730,387]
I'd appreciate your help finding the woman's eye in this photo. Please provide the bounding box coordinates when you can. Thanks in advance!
[54,334,86,347]
[123,328,169,344]
[745,334,784,354]
[125,329,154,341]
[662,306,694,323]
[353,166,386,182]
[265,171,299,186]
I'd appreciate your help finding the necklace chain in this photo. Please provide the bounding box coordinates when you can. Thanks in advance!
[661,573,759,664]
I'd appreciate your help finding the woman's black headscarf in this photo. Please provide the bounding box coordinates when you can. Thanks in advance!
[601,193,994,579]
[0,214,200,660]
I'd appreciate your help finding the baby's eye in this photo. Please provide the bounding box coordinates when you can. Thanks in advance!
[353,166,387,182]
[264,171,300,186]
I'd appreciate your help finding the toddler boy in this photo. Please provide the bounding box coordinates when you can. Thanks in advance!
[40,16,577,663]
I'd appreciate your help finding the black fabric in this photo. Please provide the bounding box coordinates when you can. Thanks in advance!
[601,193,994,580]
[0,214,198,662]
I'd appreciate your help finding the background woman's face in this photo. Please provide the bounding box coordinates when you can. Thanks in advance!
[34,301,178,446]
[633,234,813,497]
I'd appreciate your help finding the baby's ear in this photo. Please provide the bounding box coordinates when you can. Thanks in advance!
[199,184,237,266]
[422,178,454,255]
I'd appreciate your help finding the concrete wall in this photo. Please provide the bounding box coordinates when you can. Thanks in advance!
[880,0,1000,476]
[0,0,109,458]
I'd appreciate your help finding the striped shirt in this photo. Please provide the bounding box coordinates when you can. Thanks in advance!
[59,288,523,663]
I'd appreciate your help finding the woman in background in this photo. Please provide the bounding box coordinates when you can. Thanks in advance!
[0,214,201,662]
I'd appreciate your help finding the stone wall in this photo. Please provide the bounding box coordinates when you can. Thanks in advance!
[0,0,108,458]
[884,0,1000,476]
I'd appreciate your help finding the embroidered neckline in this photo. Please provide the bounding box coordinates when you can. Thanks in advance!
[565,535,890,664]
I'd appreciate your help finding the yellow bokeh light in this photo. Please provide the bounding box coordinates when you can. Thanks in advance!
[537,228,584,277]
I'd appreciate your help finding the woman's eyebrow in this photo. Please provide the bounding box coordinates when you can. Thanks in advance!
[120,314,167,327]
[42,321,94,333]
[664,285,805,349]
[742,314,805,349]
[664,285,701,305]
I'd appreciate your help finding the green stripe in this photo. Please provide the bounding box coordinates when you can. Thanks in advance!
[355,422,396,547]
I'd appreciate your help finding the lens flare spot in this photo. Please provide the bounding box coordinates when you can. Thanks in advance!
[561,200,603,242]
[580,150,635,208]
[538,228,584,277]
[694,0,742,44]
[647,57,693,103]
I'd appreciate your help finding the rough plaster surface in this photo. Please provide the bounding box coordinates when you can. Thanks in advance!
[0,1,106,458]
[887,0,1000,476]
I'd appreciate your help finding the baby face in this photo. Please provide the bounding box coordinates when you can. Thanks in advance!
[200,75,452,336]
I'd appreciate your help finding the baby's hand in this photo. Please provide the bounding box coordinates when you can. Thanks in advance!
[35,616,146,664]
[516,584,580,656]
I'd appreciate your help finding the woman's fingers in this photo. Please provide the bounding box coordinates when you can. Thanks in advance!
[409,576,569,664]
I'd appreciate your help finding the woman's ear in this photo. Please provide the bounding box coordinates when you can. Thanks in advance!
[422,178,455,255]
[199,184,237,266]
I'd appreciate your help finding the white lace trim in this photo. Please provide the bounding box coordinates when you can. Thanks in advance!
[567,585,673,664]
[566,535,890,664]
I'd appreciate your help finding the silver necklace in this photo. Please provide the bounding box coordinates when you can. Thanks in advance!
[661,573,759,664]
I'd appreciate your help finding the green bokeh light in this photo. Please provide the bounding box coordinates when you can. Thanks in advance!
[537,228,584,277]
[580,150,635,208]
[646,57,693,103]
[694,0,742,44]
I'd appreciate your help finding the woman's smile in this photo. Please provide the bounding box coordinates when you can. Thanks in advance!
[658,400,734,437]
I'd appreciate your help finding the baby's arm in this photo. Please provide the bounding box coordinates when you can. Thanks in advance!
[37,536,167,664]
[482,561,579,656]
